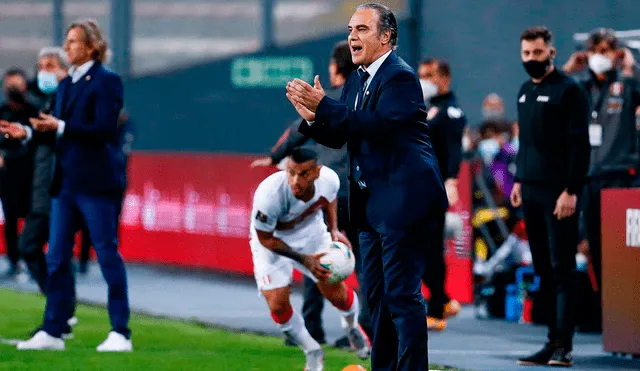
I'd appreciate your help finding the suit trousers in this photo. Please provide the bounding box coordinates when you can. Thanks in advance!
[42,188,130,338]
[18,212,78,322]
[301,195,372,341]
[521,184,579,350]
[358,189,433,371]
[423,212,449,319]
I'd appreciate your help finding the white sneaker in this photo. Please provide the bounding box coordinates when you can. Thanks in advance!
[96,331,133,352]
[16,331,65,351]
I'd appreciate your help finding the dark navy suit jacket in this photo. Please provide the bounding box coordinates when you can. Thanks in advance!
[52,62,125,196]
[299,52,448,229]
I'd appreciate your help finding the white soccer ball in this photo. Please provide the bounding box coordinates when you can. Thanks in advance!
[319,241,355,284]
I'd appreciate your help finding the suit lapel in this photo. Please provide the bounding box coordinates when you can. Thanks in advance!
[64,63,99,115]
[360,52,397,110]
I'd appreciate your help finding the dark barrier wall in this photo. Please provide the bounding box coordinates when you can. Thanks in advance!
[125,0,640,153]
[124,22,414,154]
[421,0,640,126]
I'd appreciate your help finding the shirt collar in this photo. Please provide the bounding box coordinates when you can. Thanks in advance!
[69,60,95,78]
[361,50,392,80]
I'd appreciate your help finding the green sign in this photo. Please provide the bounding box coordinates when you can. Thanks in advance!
[231,56,314,88]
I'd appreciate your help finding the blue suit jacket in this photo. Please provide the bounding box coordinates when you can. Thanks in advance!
[51,63,125,196]
[299,52,448,229]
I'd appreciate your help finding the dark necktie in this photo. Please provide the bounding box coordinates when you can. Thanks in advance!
[352,69,370,189]
[357,69,370,109]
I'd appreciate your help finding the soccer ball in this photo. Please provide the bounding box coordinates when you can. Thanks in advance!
[319,241,355,284]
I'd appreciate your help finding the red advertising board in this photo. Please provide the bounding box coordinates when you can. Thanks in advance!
[0,153,473,303]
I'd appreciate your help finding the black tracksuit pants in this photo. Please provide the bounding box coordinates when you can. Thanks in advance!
[521,183,579,350]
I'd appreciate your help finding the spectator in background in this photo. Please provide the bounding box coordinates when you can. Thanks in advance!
[481,93,520,151]
[0,68,38,277]
[1,47,78,338]
[481,93,506,122]
[512,26,590,367]
[251,41,370,348]
[417,57,465,331]
[478,121,517,203]
[563,28,640,333]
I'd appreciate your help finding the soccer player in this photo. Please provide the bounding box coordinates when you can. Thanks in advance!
[250,148,370,371]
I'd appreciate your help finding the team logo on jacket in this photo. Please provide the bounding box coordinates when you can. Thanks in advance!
[427,107,439,120]
[610,82,624,97]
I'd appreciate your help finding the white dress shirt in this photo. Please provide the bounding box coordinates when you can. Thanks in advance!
[21,60,96,142]
[56,60,95,136]
[308,50,392,124]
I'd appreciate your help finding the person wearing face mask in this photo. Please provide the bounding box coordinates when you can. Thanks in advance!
[480,93,520,152]
[0,68,39,277]
[417,57,466,331]
[0,47,80,339]
[563,28,640,334]
[512,26,590,368]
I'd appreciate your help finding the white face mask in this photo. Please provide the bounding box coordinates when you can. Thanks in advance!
[588,53,613,74]
[420,79,438,102]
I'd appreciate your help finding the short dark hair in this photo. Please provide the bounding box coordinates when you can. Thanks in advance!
[290,147,318,164]
[356,2,398,48]
[587,28,618,50]
[419,57,451,77]
[4,68,28,82]
[520,26,553,44]
[331,41,357,78]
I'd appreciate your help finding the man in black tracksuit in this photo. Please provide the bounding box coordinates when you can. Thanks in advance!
[511,27,590,367]
[0,69,38,276]
[563,28,640,333]
[417,58,466,331]
[250,41,371,347]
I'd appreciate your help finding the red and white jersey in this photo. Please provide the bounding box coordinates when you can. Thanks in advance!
[250,166,339,251]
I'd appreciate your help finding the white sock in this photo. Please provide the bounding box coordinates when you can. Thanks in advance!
[276,309,321,354]
[336,289,359,329]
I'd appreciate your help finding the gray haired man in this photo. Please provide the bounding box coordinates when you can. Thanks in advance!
[0,46,77,337]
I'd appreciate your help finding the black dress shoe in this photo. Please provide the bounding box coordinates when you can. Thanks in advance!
[548,348,573,367]
[517,343,556,366]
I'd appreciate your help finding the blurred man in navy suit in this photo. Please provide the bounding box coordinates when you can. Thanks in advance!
[16,20,132,352]
[287,3,447,370]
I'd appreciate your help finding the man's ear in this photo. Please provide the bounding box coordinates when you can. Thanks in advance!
[550,47,557,59]
[380,30,391,45]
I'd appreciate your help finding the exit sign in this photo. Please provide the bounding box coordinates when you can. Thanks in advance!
[231,56,314,88]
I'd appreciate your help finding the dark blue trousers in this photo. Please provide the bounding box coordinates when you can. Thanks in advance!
[359,202,433,371]
[42,189,130,339]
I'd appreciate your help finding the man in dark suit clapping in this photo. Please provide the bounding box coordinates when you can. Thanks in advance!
[287,3,447,370]
[16,19,132,352]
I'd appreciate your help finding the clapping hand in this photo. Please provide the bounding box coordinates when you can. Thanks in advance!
[29,113,59,132]
[0,120,27,140]
[286,75,326,122]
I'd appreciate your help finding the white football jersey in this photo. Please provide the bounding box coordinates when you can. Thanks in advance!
[250,166,340,252]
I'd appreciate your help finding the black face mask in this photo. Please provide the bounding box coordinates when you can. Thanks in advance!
[522,58,551,79]
[5,87,26,105]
